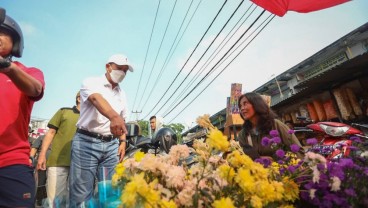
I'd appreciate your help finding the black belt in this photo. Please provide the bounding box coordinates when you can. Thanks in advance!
[77,128,115,142]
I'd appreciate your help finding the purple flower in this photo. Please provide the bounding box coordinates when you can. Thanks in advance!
[276,149,285,158]
[347,145,358,151]
[327,163,345,180]
[261,137,271,146]
[344,188,356,196]
[324,193,342,207]
[290,144,300,153]
[269,130,279,137]
[277,160,284,164]
[350,136,362,143]
[272,137,281,144]
[307,138,318,145]
[279,168,285,175]
[287,129,295,134]
[364,168,368,175]
[338,158,354,168]
[287,165,296,173]
[254,157,271,168]
[262,157,272,167]
[317,163,325,171]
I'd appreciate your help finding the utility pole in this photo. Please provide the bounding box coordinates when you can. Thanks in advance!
[131,110,142,121]
[270,74,284,98]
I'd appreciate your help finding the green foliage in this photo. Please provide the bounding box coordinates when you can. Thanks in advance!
[164,123,185,144]
[137,120,149,137]
[136,120,185,142]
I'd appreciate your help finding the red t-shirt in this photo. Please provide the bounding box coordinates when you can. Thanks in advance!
[0,61,45,168]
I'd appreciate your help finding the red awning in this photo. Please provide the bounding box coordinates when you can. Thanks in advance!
[251,0,351,17]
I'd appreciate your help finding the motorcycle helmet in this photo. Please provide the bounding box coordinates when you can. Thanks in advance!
[126,121,141,137]
[0,14,24,58]
[152,127,177,153]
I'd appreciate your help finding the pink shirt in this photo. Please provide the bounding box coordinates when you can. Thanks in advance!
[0,61,45,168]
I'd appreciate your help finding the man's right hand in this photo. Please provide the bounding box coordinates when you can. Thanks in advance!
[110,115,127,136]
[37,154,47,170]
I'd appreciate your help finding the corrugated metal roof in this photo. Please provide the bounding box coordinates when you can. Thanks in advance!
[272,53,368,109]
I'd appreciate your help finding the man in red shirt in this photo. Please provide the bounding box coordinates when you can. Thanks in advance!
[0,8,45,207]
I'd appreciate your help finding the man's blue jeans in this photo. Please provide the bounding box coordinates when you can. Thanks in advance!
[69,132,119,207]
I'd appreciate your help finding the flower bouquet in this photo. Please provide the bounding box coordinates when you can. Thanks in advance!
[112,115,368,208]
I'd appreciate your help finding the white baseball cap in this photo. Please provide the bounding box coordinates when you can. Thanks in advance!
[107,54,134,72]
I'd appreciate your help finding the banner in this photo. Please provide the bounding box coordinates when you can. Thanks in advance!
[230,83,242,115]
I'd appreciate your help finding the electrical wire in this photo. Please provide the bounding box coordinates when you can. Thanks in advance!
[141,0,203,119]
[131,0,161,111]
[142,0,229,119]
[164,9,267,119]
[168,14,275,123]
[138,0,178,109]
[154,0,244,116]
[164,3,256,115]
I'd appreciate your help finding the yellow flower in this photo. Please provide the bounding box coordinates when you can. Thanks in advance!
[250,195,263,208]
[206,129,229,152]
[115,162,125,176]
[280,204,295,208]
[121,173,142,207]
[112,162,126,185]
[212,197,235,208]
[159,199,177,208]
[254,181,276,202]
[218,164,235,182]
[111,174,120,186]
[251,162,269,180]
[196,114,214,129]
[134,150,145,162]
[227,150,253,168]
[282,177,299,202]
[121,173,160,207]
[235,168,255,193]
[270,181,285,201]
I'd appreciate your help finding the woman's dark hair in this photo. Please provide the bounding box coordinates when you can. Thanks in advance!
[238,92,277,135]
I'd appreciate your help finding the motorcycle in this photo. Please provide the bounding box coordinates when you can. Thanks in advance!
[294,117,368,160]
[123,122,178,160]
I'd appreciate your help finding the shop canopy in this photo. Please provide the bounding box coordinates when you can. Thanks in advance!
[251,0,351,17]
[272,53,368,109]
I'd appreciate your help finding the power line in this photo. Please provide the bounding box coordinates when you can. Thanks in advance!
[155,0,245,116]
[168,13,275,123]
[164,9,267,119]
[137,0,179,111]
[142,0,229,119]
[140,0,203,119]
[131,0,161,111]
[163,3,256,116]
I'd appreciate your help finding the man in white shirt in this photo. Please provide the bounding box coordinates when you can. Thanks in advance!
[69,54,133,206]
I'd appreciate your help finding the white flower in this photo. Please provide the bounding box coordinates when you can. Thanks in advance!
[330,176,341,191]
[312,165,320,183]
[361,151,368,158]
[309,189,317,199]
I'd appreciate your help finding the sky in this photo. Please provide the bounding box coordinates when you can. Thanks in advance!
[2,0,368,130]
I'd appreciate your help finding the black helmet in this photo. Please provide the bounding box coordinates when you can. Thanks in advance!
[125,121,141,137]
[152,127,177,154]
[0,14,24,57]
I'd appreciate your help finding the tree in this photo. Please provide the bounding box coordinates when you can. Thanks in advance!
[136,120,185,143]
[137,120,149,137]
[164,123,185,144]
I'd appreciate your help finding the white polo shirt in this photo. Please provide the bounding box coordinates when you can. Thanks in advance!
[77,75,128,135]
